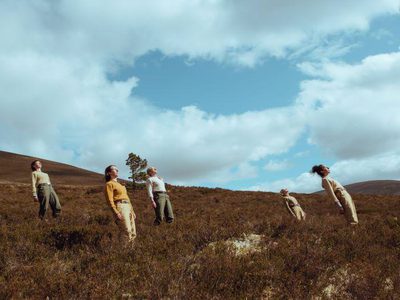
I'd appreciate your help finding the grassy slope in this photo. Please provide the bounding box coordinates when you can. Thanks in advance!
[0,150,103,186]
[1,182,400,299]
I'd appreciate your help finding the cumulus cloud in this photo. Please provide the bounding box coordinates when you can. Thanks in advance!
[248,172,320,193]
[264,159,291,171]
[1,0,397,67]
[298,51,400,159]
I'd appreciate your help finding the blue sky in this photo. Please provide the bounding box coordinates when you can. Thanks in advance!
[1,1,400,192]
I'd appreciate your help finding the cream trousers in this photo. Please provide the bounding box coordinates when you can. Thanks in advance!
[116,202,137,242]
[291,206,306,221]
[336,190,359,225]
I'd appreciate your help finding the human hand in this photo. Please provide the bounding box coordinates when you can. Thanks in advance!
[33,196,38,202]
[116,213,123,220]
[152,200,157,208]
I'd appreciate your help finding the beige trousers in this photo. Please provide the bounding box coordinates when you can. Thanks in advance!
[116,202,137,243]
[336,190,358,225]
[291,206,306,221]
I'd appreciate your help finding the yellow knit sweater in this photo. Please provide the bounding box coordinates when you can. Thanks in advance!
[104,180,131,215]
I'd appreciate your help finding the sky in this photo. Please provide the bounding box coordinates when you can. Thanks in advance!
[1,0,400,193]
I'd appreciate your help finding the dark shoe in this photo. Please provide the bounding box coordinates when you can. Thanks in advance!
[166,219,174,224]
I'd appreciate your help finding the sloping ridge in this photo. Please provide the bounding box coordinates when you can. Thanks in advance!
[344,180,400,195]
[0,150,104,185]
[314,180,400,195]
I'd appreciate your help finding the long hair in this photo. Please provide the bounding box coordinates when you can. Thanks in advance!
[31,160,40,172]
[311,164,325,177]
[104,165,116,182]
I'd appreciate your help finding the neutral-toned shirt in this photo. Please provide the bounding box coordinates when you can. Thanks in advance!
[322,177,345,207]
[104,180,130,215]
[146,176,166,200]
[282,195,300,207]
[32,170,51,197]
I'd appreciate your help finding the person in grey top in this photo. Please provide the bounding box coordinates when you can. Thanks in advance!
[146,167,174,225]
[31,160,61,220]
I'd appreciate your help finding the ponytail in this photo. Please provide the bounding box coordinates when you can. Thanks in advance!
[311,165,325,177]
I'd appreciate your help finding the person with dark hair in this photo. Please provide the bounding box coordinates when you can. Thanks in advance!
[31,160,61,220]
[104,165,136,243]
[311,164,358,225]
[280,189,306,221]
[146,167,174,225]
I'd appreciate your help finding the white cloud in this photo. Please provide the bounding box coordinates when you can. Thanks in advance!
[298,51,400,159]
[0,0,398,67]
[329,152,400,184]
[264,159,291,171]
[249,172,320,193]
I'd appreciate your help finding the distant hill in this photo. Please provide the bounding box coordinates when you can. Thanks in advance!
[0,150,104,185]
[343,180,400,195]
[314,180,400,195]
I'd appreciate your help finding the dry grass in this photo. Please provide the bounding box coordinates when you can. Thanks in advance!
[1,183,400,299]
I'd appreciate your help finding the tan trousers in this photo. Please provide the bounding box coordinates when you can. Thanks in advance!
[116,202,136,243]
[336,190,358,225]
[291,206,306,221]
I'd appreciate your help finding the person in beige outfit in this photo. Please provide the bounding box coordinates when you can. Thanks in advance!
[104,165,136,244]
[312,164,358,225]
[280,189,306,221]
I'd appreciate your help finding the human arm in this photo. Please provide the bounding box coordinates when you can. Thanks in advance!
[31,172,38,201]
[285,201,296,218]
[105,183,122,219]
[322,178,343,211]
[146,179,157,208]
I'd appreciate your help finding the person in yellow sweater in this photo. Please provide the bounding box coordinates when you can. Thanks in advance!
[280,189,306,221]
[312,164,358,225]
[31,160,62,220]
[104,165,136,243]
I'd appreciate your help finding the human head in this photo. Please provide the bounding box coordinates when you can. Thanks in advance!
[31,160,41,171]
[280,189,289,196]
[105,165,118,182]
[146,167,157,177]
[311,164,330,177]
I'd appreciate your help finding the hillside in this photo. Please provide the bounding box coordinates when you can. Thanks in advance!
[1,152,400,298]
[0,150,104,186]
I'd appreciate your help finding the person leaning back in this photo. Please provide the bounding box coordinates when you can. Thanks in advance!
[146,167,174,225]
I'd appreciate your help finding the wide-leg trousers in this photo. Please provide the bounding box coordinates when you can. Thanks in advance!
[153,193,174,225]
[37,184,61,219]
[116,202,137,243]
[291,206,306,221]
[336,190,359,225]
